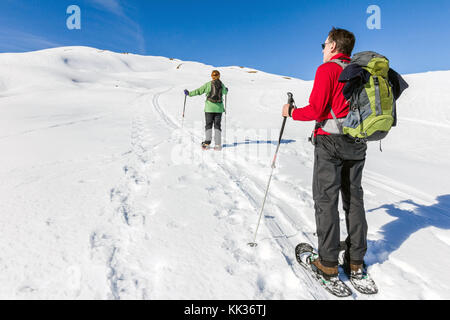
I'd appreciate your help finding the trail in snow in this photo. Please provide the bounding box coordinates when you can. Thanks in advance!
[90,92,171,299]
[1,47,449,300]
[150,87,345,300]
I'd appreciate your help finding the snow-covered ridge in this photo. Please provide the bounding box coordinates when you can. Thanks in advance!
[0,46,449,300]
[0,46,301,94]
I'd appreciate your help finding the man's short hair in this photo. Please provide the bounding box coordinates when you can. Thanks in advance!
[328,27,355,56]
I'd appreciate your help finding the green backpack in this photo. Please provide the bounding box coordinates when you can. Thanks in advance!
[327,51,396,141]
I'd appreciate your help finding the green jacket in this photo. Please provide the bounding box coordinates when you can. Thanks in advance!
[189,81,228,113]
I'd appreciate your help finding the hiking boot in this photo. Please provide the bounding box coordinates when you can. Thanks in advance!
[347,263,365,278]
[341,250,365,278]
[214,145,223,151]
[309,255,339,281]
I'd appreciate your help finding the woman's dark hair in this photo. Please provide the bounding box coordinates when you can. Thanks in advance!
[328,27,355,56]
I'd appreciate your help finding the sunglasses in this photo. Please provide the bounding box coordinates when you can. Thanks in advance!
[321,42,329,50]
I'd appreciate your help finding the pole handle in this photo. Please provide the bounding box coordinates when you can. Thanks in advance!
[271,93,295,168]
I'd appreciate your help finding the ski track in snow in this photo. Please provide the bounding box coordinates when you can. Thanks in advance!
[364,170,450,217]
[400,117,450,129]
[0,116,104,140]
[2,48,449,300]
[150,86,450,300]
[149,87,337,300]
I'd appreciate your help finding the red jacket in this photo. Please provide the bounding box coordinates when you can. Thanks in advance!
[292,53,351,136]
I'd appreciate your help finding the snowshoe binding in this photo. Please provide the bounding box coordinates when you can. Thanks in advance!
[339,241,378,295]
[295,243,353,298]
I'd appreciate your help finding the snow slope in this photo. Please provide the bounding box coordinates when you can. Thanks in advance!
[0,47,449,300]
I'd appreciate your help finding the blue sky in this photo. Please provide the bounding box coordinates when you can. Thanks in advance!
[1,0,449,80]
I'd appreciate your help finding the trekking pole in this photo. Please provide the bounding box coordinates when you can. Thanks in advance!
[224,95,227,141]
[182,95,187,128]
[248,92,296,248]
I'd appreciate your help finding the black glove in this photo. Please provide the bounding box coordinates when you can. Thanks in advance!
[184,89,189,96]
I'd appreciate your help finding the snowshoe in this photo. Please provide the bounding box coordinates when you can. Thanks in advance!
[201,141,211,150]
[295,243,353,298]
[213,145,223,151]
[339,241,378,295]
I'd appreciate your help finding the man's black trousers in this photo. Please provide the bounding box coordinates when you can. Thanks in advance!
[313,135,368,267]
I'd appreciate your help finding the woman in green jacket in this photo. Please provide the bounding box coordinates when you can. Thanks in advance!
[184,70,228,151]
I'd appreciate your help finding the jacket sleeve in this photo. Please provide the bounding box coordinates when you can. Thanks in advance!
[388,68,409,100]
[189,83,208,97]
[292,64,334,122]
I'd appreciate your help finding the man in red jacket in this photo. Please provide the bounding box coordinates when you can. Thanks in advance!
[283,28,368,281]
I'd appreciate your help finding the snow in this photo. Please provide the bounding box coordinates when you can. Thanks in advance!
[0,46,449,300]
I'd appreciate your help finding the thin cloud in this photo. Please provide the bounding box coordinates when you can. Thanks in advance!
[91,0,125,17]
[0,29,61,52]
[90,0,146,54]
